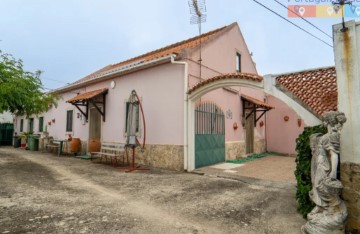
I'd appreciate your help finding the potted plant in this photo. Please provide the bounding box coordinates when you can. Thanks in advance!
[20,131,33,149]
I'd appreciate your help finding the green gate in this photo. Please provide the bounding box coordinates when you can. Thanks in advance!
[0,123,14,146]
[195,102,225,168]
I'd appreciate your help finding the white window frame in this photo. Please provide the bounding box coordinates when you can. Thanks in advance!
[236,52,241,72]
[66,108,74,133]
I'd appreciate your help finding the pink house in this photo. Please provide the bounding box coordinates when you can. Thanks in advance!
[15,22,330,171]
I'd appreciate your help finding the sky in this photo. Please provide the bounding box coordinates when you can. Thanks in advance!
[0,0,348,90]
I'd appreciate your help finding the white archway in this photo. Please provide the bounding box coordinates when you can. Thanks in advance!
[185,73,264,171]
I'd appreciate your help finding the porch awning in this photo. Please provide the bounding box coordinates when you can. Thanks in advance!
[241,94,274,126]
[67,88,108,122]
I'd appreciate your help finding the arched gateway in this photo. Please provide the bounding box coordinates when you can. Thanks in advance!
[185,73,265,171]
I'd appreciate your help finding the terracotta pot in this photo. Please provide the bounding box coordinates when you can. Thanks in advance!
[88,138,100,153]
[70,138,81,153]
[297,118,302,127]
[233,122,238,130]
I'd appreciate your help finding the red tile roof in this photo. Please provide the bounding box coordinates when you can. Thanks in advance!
[73,23,235,85]
[188,73,263,94]
[67,88,108,103]
[276,67,337,117]
[241,94,274,109]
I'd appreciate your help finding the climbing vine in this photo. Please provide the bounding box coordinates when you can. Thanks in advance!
[295,124,327,218]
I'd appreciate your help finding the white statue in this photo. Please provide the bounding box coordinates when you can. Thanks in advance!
[301,111,348,234]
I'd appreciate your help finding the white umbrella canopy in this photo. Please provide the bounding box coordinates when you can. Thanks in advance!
[121,90,148,172]
[126,90,140,147]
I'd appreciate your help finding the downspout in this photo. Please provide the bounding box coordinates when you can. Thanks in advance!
[171,55,189,171]
[264,95,268,153]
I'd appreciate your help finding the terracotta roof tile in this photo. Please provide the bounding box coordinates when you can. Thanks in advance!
[67,88,108,103]
[276,67,337,117]
[241,94,274,109]
[188,73,263,94]
[73,23,233,85]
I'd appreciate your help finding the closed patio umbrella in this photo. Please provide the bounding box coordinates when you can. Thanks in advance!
[120,90,147,172]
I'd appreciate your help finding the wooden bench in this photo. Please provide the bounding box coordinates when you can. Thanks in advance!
[90,142,128,166]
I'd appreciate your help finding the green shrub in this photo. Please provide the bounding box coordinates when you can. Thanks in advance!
[295,124,327,218]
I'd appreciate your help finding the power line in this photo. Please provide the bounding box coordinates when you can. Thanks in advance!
[252,0,333,48]
[273,0,332,39]
[41,76,70,85]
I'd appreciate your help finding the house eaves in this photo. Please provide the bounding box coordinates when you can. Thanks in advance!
[52,54,176,94]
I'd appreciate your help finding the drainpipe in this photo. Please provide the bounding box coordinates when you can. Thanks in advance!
[264,95,268,153]
[171,55,189,171]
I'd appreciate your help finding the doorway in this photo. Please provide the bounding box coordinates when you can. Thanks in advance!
[195,102,225,168]
[245,108,255,154]
[89,106,102,151]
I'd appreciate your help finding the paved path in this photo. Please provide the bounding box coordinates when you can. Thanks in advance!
[0,147,304,233]
[195,156,296,185]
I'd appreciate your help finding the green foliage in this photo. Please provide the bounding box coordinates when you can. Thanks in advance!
[227,152,278,164]
[295,124,327,218]
[0,50,58,116]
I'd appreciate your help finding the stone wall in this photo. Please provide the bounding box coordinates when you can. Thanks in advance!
[225,139,266,160]
[225,141,245,160]
[341,162,360,232]
[254,139,266,154]
[134,144,184,171]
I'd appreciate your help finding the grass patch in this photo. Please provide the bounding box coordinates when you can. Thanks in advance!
[75,155,92,159]
[227,152,278,164]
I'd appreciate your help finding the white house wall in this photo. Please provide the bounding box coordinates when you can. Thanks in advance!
[14,63,186,170]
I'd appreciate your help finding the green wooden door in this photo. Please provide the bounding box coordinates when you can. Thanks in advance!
[195,102,225,168]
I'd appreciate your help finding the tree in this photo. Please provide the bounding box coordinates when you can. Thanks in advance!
[0,50,58,116]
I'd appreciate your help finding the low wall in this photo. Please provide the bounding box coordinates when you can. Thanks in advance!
[254,139,266,154]
[225,139,266,160]
[134,144,184,171]
[341,162,360,232]
[225,141,245,160]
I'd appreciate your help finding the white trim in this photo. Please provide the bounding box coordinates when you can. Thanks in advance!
[88,105,103,141]
[65,108,75,134]
[171,55,189,171]
[235,51,241,72]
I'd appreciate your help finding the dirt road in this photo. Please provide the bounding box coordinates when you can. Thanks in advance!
[0,147,304,233]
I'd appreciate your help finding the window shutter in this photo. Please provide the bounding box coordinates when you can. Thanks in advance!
[39,117,44,132]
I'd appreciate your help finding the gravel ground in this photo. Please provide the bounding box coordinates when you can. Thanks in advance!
[0,147,304,234]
